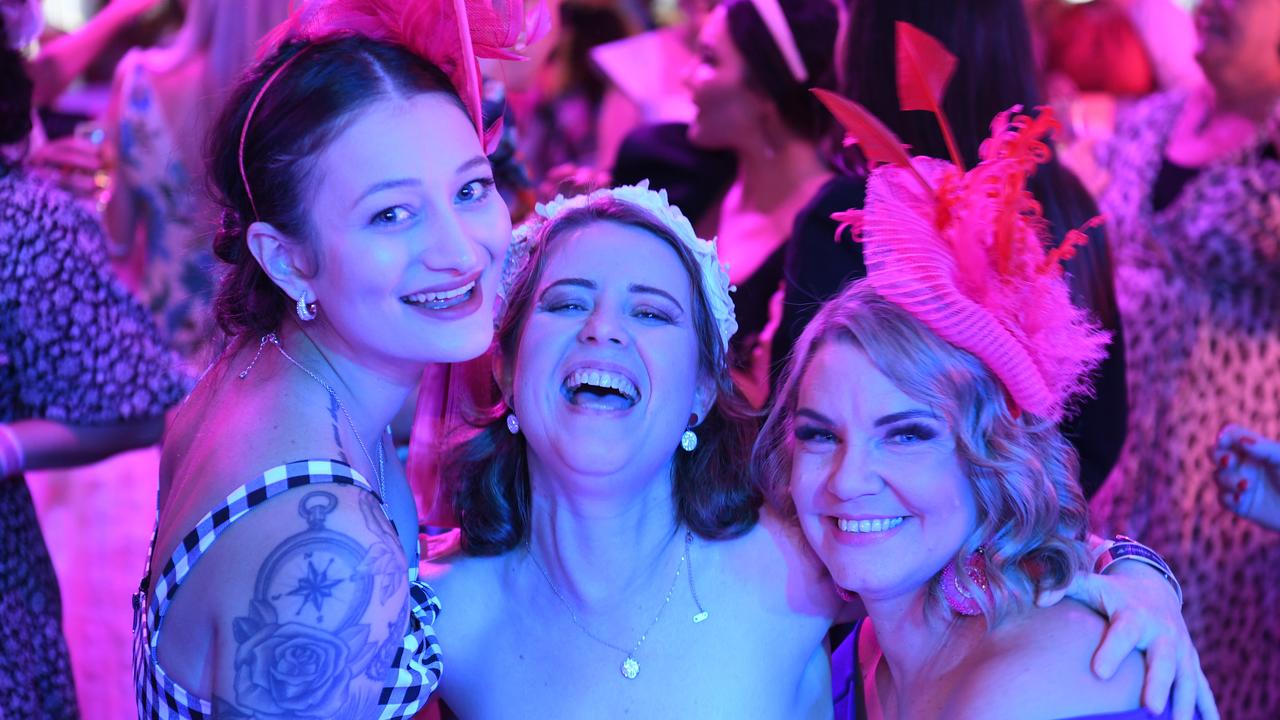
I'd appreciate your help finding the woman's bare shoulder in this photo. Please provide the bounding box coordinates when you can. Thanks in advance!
[716,505,842,621]
[950,600,1145,720]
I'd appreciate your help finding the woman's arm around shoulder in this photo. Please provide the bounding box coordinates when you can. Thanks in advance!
[950,599,1146,720]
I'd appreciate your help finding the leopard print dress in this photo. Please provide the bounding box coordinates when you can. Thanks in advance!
[0,162,187,717]
[1091,91,1280,720]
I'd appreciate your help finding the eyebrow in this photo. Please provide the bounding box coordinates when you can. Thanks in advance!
[353,178,420,208]
[793,408,939,426]
[874,410,939,427]
[795,408,834,425]
[629,284,684,311]
[350,156,491,208]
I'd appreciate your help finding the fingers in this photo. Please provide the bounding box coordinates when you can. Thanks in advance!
[1195,667,1220,720]
[1169,641,1197,720]
[1093,613,1142,680]
[1035,584,1069,608]
[1140,634,1176,714]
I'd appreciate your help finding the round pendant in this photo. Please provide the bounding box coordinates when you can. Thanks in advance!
[621,657,640,679]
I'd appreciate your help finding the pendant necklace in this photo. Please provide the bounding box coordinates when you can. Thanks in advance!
[525,530,709,679]
[238,333,386,499]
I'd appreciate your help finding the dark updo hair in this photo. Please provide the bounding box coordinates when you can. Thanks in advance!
[724,0,839,142]
[447,197,762,555]
[208,35,465,339]
[0,14,34,149]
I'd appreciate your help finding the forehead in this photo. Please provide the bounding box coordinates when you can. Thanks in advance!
[313,93,481,196]
[798,339,916,413]
[541,220,692,299]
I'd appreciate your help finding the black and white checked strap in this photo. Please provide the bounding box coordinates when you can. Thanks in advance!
[132,459,443,719]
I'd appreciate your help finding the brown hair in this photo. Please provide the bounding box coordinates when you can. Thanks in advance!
[447,196,762,555]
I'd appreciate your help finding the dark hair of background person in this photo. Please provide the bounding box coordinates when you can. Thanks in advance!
[206,36,466,340]
[777,0,1127,497]
[0,14,35,151]
[447,200,763,555]
[546,1,632,107]
[724,0,840,142]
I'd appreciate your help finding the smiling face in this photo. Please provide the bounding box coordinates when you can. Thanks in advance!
[300,93,511,372]
[685,4,768,150]
[1195,0,1280,90]
[788,338,977,602]
[509,220,707,484]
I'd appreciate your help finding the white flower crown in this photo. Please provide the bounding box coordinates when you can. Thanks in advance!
[501,181,739,354]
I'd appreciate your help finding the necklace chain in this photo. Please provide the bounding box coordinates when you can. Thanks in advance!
[239,333,386,499]
[525,530,707,679]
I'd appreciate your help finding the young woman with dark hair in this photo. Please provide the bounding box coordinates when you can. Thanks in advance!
[0,7,186,714]
[131,1,537,717]
[771,0,1128,500]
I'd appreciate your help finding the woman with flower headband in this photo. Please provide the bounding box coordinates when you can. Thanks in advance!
[755,95,1215,718]
[423,176,1208,717]
[131,0,541,717]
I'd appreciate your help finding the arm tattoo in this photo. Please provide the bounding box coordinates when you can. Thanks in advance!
[217,490,404,718]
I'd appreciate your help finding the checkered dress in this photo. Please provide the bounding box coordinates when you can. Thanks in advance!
[132,459,443,719]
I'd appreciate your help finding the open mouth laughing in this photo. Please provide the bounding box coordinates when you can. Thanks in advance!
[561,366,641,411]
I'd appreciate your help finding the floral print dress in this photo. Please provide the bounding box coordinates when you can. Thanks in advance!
[1091,91,1280,720]
[0,162,187,718]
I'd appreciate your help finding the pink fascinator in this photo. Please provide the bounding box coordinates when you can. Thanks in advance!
[813,23,1109,422]
[258,0,548,153]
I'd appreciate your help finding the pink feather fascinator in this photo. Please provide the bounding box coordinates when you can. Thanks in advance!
[812,24,1109,422]
[259,0,549,153]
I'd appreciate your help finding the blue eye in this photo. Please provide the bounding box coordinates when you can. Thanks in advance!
[887,423,937,445]
[457,177,496,203]
[371,205,413,226]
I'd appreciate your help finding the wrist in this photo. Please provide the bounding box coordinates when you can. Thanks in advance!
[0,423,25,478]
[1094,535,1183,607]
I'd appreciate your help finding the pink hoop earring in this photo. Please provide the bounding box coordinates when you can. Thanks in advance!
[940,549,990,616]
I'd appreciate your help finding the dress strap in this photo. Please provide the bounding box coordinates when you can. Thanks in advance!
[137,459,379,649]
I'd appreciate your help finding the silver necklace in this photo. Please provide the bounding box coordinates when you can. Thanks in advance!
[239,333,386,498]
[525,530,709,679]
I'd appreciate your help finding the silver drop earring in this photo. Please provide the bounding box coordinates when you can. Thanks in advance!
[296,291,317,322]
[506,413,520,435]
[680,413,698,452]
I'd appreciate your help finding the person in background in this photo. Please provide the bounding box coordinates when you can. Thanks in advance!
[0,8,187,715]
[773,0,1128,500]
[103,0,292,366]
[1214,424,1280,533]
[1089,1,1280,712]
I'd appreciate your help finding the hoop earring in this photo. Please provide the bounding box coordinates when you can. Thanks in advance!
[296,291,317,322]
[940,548,990,616]
[506,413,520,435]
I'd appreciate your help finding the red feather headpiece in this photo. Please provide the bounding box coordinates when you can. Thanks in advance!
[813,23,1108,422]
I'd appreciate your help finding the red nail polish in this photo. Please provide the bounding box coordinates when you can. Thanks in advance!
[1238,479,1248,492]
[1219,456,1231,470]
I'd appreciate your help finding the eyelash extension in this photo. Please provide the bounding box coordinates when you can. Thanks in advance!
[889,422,938,443]
[794,424,837,443]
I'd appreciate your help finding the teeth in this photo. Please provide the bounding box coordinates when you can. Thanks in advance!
[836,517,905,534]
[566,367,638,402]
[402,281,475,304]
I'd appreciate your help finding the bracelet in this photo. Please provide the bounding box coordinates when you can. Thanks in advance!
[1095,535,1184,607]
[0,423,24,478]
